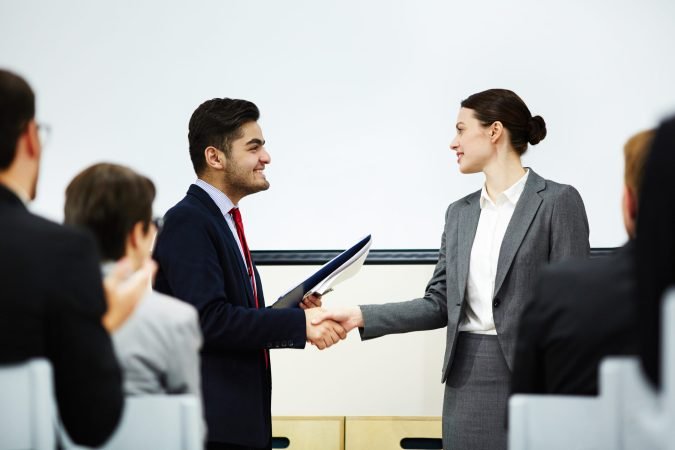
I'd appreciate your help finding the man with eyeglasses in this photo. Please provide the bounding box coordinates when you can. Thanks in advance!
[64,162,203,404]
[0,69,154,446]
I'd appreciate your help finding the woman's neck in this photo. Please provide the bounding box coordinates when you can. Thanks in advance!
[483,151,526,201]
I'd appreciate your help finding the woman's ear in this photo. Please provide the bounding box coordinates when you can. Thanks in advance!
[489,121,504,143]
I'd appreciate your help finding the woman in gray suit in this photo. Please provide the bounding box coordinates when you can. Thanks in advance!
[314,88,590,449]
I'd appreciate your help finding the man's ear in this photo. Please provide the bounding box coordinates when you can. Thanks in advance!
[204,146,225,170]
[24,120,41,159]
[622,184,638,238]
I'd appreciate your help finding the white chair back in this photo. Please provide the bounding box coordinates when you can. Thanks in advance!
[62,395,203,450]
[508,393,613,450]
[0,359,55,450]
[509,288,675,450]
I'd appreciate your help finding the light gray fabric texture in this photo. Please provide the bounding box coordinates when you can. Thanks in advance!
[442,333,510,450]
[112,289,203,401]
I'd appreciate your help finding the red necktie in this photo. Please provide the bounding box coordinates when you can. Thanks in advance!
[230,207,268,368]
[230,207,259,308]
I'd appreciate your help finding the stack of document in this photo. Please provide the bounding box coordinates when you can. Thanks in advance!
[272,235,372,309]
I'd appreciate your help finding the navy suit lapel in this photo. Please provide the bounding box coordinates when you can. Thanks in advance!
[187,185,256,308]
[0,184,27,210]
[493,170,546,297]
[457,192,481,300]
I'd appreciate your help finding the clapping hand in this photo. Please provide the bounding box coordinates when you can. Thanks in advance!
[102,257,157,332]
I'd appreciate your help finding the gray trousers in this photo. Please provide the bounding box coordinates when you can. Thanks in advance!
[442,333,510,450]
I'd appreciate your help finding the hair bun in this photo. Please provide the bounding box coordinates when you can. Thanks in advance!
[528,115,547,145]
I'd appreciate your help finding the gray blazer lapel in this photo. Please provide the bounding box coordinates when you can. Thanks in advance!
[457,192,481,299]
[493,170,546,297]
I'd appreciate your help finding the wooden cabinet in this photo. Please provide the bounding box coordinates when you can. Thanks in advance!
[345,416,442,450]
[272,416,345,450]
[272,416,442,449]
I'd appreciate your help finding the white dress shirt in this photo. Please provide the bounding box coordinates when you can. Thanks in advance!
[459,169,529,335]
[194,179,246,263]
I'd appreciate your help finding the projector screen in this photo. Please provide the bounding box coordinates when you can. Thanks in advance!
[2,0,674,249]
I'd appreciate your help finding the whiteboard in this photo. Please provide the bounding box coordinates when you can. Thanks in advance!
[260,263,446,416]
[1,0,674,249]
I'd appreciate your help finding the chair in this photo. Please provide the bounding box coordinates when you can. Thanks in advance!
[508,391,617,449]
[0,359,56,450]
[61,395,203,450]
[509,288,675,450]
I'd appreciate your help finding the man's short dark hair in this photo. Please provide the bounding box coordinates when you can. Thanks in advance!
[188,98,260,175]
[64,163,156,261]
[0,69,35,170]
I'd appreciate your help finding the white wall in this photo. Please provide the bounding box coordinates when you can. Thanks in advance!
[259,263,445,416]
[2,0,675,249]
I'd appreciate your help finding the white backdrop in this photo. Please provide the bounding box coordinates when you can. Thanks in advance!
[260,263,446,416]
[2,0,674,249]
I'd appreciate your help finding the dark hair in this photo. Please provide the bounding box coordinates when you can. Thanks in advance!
[0,69,35,170]
[635,115,675,387]
[64,163,156,261]
[461,89,546,155]
[188,98,260,175]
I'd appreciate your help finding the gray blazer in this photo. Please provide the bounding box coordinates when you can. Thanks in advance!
[112,288,203,398]
[360,169,590,381]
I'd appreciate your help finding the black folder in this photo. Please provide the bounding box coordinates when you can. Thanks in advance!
[271,235,372,309]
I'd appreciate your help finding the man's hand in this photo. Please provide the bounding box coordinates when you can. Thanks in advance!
[299,293,322,310]
[304,308,347,350]
[102,258,157,332]
[310,306,364,334]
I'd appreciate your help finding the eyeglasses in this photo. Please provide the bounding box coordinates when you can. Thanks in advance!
[36,122,51,147]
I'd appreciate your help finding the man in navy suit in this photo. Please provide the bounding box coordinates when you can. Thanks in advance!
[153,98,346,450]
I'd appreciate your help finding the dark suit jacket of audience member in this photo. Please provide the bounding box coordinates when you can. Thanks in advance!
[0,184,123,446]
[511,242,639,395]
[637,115,675,388]
[153,184,306,448]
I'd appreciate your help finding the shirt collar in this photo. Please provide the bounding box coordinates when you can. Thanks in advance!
[194,178,237,219]
[101,261,116,277]
[479,168,530,209]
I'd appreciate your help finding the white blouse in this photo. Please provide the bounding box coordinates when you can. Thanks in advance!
[459,169,529,335]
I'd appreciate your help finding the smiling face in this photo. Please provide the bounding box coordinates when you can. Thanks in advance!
[223,121,271,201]
[449,107,494,174]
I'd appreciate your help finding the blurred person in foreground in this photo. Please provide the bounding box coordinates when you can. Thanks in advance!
[0,68,153,446]
[511,128,654,396]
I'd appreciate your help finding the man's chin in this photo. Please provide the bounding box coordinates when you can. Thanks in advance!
[248,181,270,194]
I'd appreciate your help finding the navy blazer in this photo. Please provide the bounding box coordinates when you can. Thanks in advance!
[512,241,638,396]
[0,184,123,447]
[153,184,306,447]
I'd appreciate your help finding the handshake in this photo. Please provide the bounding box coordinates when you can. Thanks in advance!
[300,295,364,350]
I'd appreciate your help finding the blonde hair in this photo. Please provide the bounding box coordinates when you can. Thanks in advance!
[624,129,656,196]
